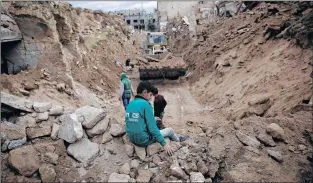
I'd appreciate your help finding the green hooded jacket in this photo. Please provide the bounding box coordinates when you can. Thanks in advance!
[120,72,131,92]
[125,96,166,147]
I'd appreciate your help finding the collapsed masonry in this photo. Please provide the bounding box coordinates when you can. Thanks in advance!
[2,91,308,182]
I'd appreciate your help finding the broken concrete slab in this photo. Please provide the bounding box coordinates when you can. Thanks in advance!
[130,159,140,169]
[26,126,51,139]
[190,172,205,182]
[1,92,33,112]
[102,131,113,144]
[24,82,39,91]
[266,123,285,141]
[108,172,130,182]
[256,133,276,147]
[1,122,26,151]
[119,162,130,175]
[19,89,30,96]
[244,146,260,155]
[8,145,40,176]
[136,170,153,182]
[24,101,33,109]
[147,142,163,156]
[176,146,189,160]
[39,164,56,182]
[58,113,83,143]
[86,118,109,137]
[33,102,52,113]
[197,160,208,175]
[15,115,36,128]
[44,152,59,165]
[207,160,219,178]
[170,162,187,179]
[110,123,126,137]
[235,131,261,148]
[50,123,60,140]
[7,137,27,150]
[135,146,146,161]
[1,122,26,141]
[37,112,49,122]
[49,105,64,116]
[267,149,283,163]
[67,138,99,163]
[1,140,10,152]
[125,144,134,157]
[75,105,106,129]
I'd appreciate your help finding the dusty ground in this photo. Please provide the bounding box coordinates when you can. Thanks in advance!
[150,81,312,182]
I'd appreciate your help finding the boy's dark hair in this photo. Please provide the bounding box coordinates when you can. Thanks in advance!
[137,81,155,94]
[152,87,158,95]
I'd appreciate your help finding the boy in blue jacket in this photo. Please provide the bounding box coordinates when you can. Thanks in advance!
[125,81,189,155]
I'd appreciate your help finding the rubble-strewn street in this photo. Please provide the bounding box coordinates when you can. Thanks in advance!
[1,1,312,182]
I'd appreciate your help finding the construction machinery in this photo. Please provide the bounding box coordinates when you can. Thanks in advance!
[143,32,168,55]
[138,32,188,80]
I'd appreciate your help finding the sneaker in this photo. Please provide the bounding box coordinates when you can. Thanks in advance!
[179,136,190,142]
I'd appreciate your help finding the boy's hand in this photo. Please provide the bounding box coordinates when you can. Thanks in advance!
[163,143,173,156]
[155,117,161,121]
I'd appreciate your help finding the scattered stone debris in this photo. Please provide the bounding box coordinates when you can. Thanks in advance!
[75,105,106,129]
[267,149,284,163]
[235,130,261,148]
[67,138,99,163]
[39,164,56,182]
[110,123,126,137]
[108,172,130,182]
[33,102,52,113]
[190,172,205,182]
[256,132,276,147]
[8,145,40,176]
[266,123,285,141]
[58,114,84,143]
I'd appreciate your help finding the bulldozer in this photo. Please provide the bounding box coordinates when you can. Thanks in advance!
[143,32,168,55]
[138,32,188,80]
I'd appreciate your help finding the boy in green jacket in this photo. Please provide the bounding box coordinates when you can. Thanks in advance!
[119,72,134,110]
[125,81,189,155]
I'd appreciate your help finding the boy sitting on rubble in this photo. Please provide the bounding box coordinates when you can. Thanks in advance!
[152,87,167,130]
[125,81,189,155]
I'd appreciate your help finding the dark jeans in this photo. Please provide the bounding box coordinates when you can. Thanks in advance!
[122,91,131,110]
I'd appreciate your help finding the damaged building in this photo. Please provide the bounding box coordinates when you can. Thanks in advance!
[157,1,246,32]
[1,9,24,74]
[1,2,59,75]
[113,9,159,31]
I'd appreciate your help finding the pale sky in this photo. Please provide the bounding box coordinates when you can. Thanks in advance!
[69,1,157,13]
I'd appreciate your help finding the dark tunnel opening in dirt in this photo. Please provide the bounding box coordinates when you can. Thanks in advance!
[1,40,28,75]
[1,104,23,122]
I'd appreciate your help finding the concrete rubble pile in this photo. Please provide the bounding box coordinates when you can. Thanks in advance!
[1,84,312,182]
[1,91,222,182]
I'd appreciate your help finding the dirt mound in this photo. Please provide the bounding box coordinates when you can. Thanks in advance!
[1,1,140,107]
[164,1,313,182]
[167,2,313,118]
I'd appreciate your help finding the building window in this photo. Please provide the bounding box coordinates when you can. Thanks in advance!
[153,19,156,23]
[134,20,138,23]
[140,19,144,24]
[126,20,130,24]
